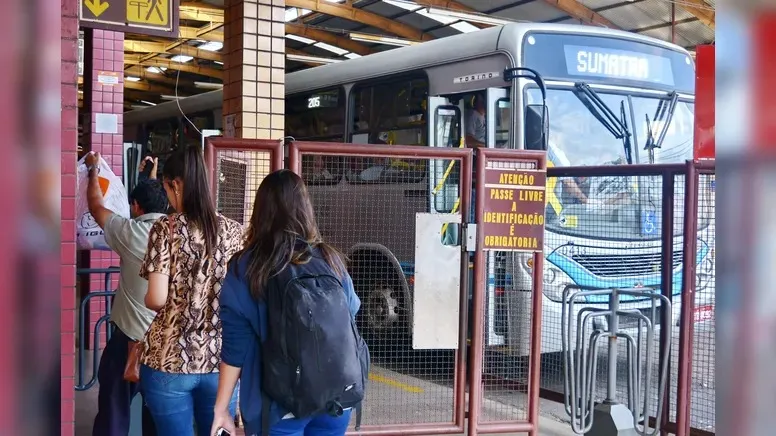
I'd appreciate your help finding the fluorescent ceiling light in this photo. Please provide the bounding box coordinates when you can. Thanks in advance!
[214,61,224,65]
[161,95,183,100]
[285,8,312,22]
[349,32,418,47]
[125,76,141,82]
[140,100,157,106]
[344,53,361,59]
[170,55,194,63]
[198,41,223,52]
[425,7,513,26]
[287,53,342,65]
[314,42,348,55]
[287,34,316,44]
[195,81,224,89]
[146,66,167,73]
[381,0,477,33]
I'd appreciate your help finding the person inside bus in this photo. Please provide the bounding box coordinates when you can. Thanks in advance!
[547,131,589,205]
[138,145,244,435]
[85,152,167,436]
[465,92,487,148]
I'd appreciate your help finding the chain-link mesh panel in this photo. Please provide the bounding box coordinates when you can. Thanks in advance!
[212,149,272,225]
[299,151,464,428]
[690,171,716,432]
[536,170,697,433]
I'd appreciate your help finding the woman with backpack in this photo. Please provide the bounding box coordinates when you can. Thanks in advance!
[211,169,369,436]
[138,145,244,435]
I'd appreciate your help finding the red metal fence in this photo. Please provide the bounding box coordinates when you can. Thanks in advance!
[201,138,715,436]
[203,138,284,224]
[289,141,476,436]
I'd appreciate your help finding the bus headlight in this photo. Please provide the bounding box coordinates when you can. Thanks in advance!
[543,264,574,302]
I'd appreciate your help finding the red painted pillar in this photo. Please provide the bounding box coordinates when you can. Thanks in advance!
[83,29,125,350]
[61,0,80,433]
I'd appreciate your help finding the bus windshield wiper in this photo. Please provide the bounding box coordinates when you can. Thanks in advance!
[573,82,633,164]
[644,91,679,163]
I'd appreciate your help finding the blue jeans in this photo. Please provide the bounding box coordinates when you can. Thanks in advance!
[244,409,352,436]
[139,365,238,436]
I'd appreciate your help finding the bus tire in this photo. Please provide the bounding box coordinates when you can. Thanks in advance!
[347,245,410,343]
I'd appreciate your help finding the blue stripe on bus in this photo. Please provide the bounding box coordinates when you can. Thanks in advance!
[546,243,709,303]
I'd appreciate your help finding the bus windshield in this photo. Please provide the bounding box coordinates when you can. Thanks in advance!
[526,87,697,241]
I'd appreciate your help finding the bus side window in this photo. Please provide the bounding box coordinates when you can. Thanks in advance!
[496,98,511,148]
[432,107,461,214]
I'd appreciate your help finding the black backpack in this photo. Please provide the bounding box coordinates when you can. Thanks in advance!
[261,252,370,433]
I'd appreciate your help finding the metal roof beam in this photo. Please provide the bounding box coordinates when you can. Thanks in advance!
[124,80,191,96]
[179,3,225,23]
[677,0,714,29]
[542,0,620,28]
[285,23,374,55]
[124,40,222,62]
[286,0,434,41]
[124,56,223,80]
[179,25,224,41]
[411,0,488,29]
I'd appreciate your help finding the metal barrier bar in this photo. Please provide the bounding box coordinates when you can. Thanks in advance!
[676,160,703,436]
[659,170,676,436]
[289,141,473,436]
[75,267,120,391]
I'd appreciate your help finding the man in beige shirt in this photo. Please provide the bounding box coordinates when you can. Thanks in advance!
[84,152,167,435]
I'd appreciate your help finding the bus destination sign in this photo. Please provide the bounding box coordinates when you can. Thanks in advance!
[481,166,546,252]
[564,45,675,86]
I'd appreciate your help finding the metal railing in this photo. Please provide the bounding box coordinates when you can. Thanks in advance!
[75,267,119,391]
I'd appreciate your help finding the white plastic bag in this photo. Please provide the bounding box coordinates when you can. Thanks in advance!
[76,155,131,250]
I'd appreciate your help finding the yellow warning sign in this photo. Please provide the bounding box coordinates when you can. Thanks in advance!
[126,0,168,26]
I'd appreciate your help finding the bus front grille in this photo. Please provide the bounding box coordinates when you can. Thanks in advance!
[571,250,683,277]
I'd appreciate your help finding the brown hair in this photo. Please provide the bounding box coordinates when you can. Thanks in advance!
[235,169,344,299]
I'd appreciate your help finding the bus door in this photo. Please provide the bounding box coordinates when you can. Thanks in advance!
[485,87,509,347]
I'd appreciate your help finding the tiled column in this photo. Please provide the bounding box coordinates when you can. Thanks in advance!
[84,29,125,350]
[223,0,286,140]
[61,0,80,433]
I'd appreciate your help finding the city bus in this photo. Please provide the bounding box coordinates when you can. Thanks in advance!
[124,22,715,359]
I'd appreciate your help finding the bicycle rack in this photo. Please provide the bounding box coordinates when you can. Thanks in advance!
[75,267,119,391]
[561,286,672,436]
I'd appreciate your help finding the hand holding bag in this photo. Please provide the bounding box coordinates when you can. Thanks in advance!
[123,216,175,383]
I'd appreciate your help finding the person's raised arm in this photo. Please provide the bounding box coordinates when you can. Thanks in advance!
[84,152,113,229]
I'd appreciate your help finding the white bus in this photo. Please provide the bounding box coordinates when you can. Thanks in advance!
[125,22,714,358]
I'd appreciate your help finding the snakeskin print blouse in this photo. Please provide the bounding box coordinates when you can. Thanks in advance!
[139,213,244,374]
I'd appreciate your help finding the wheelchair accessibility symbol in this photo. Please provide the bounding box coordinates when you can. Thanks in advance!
[641,210,658,235]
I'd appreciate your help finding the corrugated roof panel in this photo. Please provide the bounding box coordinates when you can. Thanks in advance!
[674,20,715,45]
[638,26,694,48]
[456,0,526,12]
[599,5,665,30]
[496,1,569,22]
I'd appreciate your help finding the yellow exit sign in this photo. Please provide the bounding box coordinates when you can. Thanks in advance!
[80,0,179,38]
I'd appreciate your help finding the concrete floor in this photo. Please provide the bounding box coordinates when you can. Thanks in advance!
[75,351,574,436]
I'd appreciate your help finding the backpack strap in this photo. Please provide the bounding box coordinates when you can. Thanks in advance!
[261,392,271,436]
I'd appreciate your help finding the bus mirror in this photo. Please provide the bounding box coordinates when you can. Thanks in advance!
[525,104,549,151]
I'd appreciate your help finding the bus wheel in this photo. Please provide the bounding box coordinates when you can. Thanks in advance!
[366,282,401,330]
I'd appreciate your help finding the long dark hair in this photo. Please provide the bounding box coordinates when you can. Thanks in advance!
[237,169,344,299]
[162,145,218,256]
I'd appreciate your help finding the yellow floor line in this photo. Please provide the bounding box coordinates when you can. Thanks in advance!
[369,373,425,394]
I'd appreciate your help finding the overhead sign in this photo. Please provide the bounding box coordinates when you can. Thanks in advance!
[481,166,547,252]
[79,0,179,38]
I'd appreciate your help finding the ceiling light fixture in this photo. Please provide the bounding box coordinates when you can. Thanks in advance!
[349,32,418,47]
[425,7,513,26]
[286,53,342,65]
[194,82,224,89]
[125,76,141,82]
